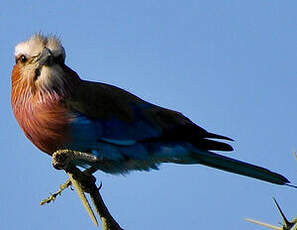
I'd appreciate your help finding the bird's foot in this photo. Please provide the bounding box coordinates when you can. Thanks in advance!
[52,149,74,170]
[52,149,97,193]
[52,149,100,171]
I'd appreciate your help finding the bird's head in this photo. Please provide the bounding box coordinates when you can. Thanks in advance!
[12,34,73,97]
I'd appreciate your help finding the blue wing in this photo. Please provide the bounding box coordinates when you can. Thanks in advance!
[60,80,290,186]
[65,81,232,173]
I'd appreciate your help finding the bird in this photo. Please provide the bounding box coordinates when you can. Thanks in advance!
[11,33,291,186]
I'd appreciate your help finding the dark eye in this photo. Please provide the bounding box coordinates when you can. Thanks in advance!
[20,55,27,63]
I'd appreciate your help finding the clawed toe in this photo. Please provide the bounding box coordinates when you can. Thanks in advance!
[52,149,73,170]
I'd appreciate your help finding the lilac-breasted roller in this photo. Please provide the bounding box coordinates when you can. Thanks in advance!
[11,34,290,186]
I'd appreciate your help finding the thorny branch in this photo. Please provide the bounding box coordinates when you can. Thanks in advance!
[41,149,124,230]
[245,152,297,230]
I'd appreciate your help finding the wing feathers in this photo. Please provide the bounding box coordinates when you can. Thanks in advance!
[67,80,233,153]
[206,132,234,141]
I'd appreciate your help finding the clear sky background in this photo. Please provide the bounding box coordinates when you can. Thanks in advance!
[1,1,296,230]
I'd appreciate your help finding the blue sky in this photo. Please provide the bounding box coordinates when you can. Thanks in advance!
[1,1,296,229]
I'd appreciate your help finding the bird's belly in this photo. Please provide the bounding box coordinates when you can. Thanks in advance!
[64,140,193,174]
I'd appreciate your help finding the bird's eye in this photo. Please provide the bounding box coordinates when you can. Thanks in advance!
[20,55,27,63]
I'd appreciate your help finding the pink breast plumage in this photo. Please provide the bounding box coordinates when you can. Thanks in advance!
[12,94,71,154]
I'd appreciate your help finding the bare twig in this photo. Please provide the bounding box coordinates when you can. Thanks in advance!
[245,195,297,229]
[89,185,124,230]
[40,178,71,205]
[50,149,124,229]
[40,166,97,205]
[244,218,282,230]
[67,171,98,226]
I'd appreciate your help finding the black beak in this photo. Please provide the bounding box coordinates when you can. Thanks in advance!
[37,47,54,66]
[34,48,55,81]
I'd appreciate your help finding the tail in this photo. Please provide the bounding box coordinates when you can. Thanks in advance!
[192,151,290,185]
